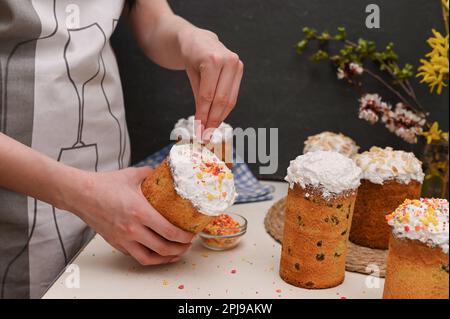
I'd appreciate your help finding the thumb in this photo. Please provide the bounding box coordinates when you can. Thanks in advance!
[133,166,153,182]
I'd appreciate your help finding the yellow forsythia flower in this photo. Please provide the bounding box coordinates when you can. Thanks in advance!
[422,121,449,144]
[417,29,449,94]
[425,160,449,180]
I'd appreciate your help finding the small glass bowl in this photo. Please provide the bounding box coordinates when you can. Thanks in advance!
[199,213,247,251]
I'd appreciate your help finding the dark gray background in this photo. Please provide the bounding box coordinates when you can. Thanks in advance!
[111,0,449,180]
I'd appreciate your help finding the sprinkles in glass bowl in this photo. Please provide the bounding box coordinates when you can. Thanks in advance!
[199,213,247,251]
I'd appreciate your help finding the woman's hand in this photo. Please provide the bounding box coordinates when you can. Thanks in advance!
[0,133,193,266]
[67,166,194,265]
[178,28,244,136]
[126,1,244,137]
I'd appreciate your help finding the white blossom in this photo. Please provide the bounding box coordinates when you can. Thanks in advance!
[349,62,364,75]
[358,95,425,144]
[359,109,379,124]
[382,103,426,144]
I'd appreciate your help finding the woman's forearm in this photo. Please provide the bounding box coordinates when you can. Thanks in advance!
[125,0,244,134]
[0,133,194,264]
[127,0,200,70]
[0,133,87,211]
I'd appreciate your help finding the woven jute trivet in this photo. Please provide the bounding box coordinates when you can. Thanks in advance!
[264,197,387,277]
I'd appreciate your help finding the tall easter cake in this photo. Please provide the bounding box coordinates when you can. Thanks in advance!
[280,151,362,289]
[141,143,236,233]
[383,198,449,299]
[350,147,424,249]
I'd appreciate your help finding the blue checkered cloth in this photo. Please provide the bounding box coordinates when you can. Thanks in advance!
[135,144,275,203]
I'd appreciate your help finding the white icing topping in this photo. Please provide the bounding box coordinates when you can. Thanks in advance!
[303,131,359,158]
[285,151,362,199]
[354,146,424,185]
[169,143,236,216]
[171,115,233,144]
[387,198,449,254]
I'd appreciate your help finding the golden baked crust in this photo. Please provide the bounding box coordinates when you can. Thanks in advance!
[383,235,449,299]
[280,184,357,289]
[141,160,215,234]
[350,180,422,249]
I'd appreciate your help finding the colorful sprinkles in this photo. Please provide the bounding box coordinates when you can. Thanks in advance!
[170,143,236,215]
[194,159,234,201]
[203,214,241,236]
[386,198,449,253]
[201,214,243,250]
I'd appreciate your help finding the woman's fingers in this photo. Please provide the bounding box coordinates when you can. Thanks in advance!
[134,225,192,257]
[195,58,222,129]
[123,241,179,266]
[192,53,243,139]
[187,66,200,105]
[138,201,195,244]
[205,53,240,130]
[115,245,130,256]
[103,235,130,255]
[187,67,204,140]
[220,60,244,121]
[180,28,244,140]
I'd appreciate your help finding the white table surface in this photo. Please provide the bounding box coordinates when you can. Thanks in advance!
[43,181,384,299]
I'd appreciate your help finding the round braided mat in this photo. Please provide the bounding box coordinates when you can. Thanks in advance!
[264,197,387,277]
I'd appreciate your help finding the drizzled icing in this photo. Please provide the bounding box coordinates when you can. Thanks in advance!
[285,151,362,199]
[386,198,449,254]
[171,115,233,144]
[303,131,359,158]
[354,147,424,185]
[168,143,236,216]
